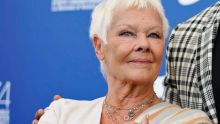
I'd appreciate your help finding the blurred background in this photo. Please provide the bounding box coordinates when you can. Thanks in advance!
[0,0,219,123]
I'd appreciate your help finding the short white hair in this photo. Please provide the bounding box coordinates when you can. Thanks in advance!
[90,0,169,42]
[89,0,169,78]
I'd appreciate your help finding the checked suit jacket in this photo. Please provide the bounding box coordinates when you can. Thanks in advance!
[164,1,220,123]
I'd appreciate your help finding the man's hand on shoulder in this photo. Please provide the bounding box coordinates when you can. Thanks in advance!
[32,95,62,124]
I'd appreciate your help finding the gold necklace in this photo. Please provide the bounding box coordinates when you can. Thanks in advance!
[103,93,156,123]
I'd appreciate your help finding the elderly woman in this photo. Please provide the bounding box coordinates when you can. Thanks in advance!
[37,0,211,124]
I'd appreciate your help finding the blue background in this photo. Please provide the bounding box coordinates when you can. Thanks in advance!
[0,0,219,123]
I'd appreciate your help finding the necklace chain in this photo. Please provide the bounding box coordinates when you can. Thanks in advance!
[103,93,156,123]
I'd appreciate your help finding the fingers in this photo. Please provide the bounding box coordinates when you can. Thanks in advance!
[35,109,45,120]
[53,95,62,101]
[141,115,149,124]
[32,119,38,124]
[32,95,61,124]
[33,109,44,124]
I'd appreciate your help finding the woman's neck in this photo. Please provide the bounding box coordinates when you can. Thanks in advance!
[101,78,161,124]
[105,78,157,109]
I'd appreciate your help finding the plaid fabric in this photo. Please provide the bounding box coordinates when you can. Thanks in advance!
[164,1,220,124]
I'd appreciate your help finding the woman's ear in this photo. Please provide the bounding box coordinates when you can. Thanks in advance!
[92,35,105,60]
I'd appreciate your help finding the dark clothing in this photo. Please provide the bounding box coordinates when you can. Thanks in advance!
[212,22,220,123]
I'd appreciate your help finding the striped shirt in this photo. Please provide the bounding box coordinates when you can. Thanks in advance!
[135,102,212,124]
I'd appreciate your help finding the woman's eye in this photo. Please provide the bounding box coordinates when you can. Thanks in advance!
[119,31,134,37]
[148,33,161,39]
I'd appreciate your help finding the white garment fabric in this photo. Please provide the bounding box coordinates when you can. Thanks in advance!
[38,97,104,124]
[38,97,211,124]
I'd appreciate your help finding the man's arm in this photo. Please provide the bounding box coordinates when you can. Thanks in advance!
[163,28,180,104]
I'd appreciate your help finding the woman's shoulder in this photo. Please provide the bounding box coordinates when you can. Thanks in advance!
[151,102,212,124]
[38,97,105,124]
[135,102,212,124]
[48,96,105,110]
[51,97,104,105]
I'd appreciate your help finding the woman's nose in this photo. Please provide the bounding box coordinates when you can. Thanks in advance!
[135,36,150,52]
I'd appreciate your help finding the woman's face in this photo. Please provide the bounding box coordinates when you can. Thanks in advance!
[95,7,165,84]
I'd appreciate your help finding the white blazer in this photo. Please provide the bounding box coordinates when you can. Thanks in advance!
[38,97,104,124]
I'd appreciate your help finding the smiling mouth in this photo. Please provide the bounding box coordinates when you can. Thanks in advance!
[128,59,153,64]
